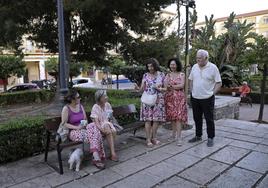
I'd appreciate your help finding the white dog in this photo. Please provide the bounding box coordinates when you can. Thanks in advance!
[68,148,84,171]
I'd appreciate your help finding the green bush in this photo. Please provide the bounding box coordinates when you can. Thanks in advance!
[0,116,46,164]
[250,92,268,104]
[0,90,55,106]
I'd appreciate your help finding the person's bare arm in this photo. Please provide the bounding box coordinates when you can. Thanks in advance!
[189,79,193,93]
[213,82,222,95]
[135,79,145,92]
[61,106,83,130]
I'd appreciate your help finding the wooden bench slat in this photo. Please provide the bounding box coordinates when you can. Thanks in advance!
[113,104,137,116]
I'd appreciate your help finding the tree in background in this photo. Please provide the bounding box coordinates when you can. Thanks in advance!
[0,0,175,75]
[244,35,268,122]
[45,57,85,82]
[0,55,25,91]
[121,33,180,66]
[190,12,256,87]
[109,57,125,89]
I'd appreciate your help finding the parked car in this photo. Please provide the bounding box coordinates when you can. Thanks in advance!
[31,79,55,90]
[72,77,95,88]
[112,78,132,84]
[7,83,40,93]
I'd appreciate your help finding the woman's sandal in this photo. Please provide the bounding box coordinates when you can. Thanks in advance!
[151,138,161,145]
[110,155,119,162]
[147,142,154,148]
[92,160,105,169]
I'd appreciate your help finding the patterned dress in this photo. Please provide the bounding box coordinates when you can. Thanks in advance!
[140,72,166,122]
[90,102,116,133]
[68,105,105,160]
[164,73,188,123]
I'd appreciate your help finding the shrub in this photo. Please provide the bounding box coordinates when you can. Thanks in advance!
[0,116,46,164]
[0,90,55,106]
[251,92,268,104]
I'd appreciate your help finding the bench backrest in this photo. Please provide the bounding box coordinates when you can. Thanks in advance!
[44,104,137,131]
[112,104,137,117]
[44,116,61,132]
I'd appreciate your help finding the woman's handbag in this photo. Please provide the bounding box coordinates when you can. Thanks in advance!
[141,92,157,106]
[56,122,69,142]
[110,116,123,132]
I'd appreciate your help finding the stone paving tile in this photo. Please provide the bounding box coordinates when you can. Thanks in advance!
[217,126,266,138]
[236,151,268,173]
[143,161,183,179]
[156,141,198,155]
[57,180,88,188]
[136,149,172,164]
[253,144,268,154]
[116,144,149,161]
[208,167,262,188]
[179,159,229,185]
[110,158,151,177]
[156,176,200,188]
[183,138,233,158]
[0,166,15,187]
[224,133,263,144]
[106,171,160,188]
[165,153,200,169]
[261,138,268,146]
[6,162,53,184]
[8,177,51,188]
[229,140,258,150]
[256,174,268,188]
[80,169,123,188]
[42,170,81,187]
[216,119,258,130]
[209,145,250,164]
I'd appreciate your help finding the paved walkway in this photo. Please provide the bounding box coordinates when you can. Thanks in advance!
[0,119,267,188]
[239,104,268,122]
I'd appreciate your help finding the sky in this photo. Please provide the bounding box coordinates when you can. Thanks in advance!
[165,0,268,22]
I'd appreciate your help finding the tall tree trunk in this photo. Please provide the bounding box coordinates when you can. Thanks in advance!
[258,64,267,122]
[3,83,7,92]
[116,74,119,90]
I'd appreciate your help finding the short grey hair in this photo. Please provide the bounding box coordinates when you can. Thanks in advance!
[95,90,107,102]
[197,49,209,59]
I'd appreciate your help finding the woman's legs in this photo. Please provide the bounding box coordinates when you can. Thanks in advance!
[145,121,153,145]
[175,120,183,146]
[168,121,177,141]
[106,132,116,157]
[86,123,105,161]
[151,121,161,145]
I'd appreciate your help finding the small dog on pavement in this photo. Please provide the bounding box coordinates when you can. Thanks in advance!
[68,148,84,171]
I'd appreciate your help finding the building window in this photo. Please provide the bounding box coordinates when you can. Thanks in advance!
[263,17,268,24]
[263,31,268,38]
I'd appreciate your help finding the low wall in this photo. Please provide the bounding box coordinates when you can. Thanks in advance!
[214,96,240,120]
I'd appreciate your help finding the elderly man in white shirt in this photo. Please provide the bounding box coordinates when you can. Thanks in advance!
[188,49,222,147]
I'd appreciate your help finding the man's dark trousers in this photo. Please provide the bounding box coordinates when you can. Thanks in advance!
[191,95,215,139]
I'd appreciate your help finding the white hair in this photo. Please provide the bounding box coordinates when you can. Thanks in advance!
[197,49,209,59]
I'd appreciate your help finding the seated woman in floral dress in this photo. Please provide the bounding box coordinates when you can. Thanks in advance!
[90,90,118,162]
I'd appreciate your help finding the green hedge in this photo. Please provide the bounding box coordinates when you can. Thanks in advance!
[251,92,268,104]
[0,90,55,106]
[0,116,45,164]
[77,88,141,111]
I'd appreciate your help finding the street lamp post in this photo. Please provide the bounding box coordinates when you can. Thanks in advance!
[178,0,195,94]
[57,0,68,99]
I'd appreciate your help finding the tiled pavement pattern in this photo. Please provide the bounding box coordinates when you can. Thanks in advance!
[0,119,268,188]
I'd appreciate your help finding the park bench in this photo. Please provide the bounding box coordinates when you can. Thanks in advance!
[44,104,143,174]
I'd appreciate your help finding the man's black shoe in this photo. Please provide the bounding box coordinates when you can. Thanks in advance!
[188,136,202,143]
[207,138,214,147]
